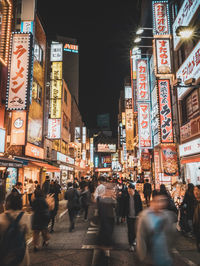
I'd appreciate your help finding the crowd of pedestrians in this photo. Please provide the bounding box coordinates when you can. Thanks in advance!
[0,175,200,265]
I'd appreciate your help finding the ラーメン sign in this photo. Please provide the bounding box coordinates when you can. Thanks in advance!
[152,0,170,36]
[138,102,152,148]
[136,59,150,102]
[158,79,173,143]
[155,39,171,74]
[173,0,200,50]
[7,33,33,110]
[10,111,26,145]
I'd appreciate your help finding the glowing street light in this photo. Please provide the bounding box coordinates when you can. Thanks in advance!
[134,37,142,43]
[176,26,194,39]
[136,27,153,35]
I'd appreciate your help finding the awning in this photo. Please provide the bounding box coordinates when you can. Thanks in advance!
[0,157,23,168]
[29,161,60,172]
[181,155,200,164]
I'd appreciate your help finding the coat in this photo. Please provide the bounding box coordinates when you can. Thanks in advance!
[123,190,143,218]
[31,197,50,230]
[143,183,152,196]
[64,188,80,210]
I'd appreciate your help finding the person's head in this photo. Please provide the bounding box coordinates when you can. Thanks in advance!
[45,175,50,181]
[84,184,89,191]
[151,190,168,213]
[29,179,33,184]
[34,188,44,198]
[34,180,38,185]
[128,183,135,196]
[67,182,73,188]
[187,183,194,193]
[81,176,84,181]
[194,185,200,201]
[15,182,22,190]
[5,193,22,210]
[145,179,149,183]
[160,184,167,192]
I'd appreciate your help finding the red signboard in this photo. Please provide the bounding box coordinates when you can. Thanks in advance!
[10,111,26,145]
[6,33,32,110]
[158,79,173,143]
[161,144,178,177]
[152,1,170,36]
[136,59,150,102]
[141,151,151,171]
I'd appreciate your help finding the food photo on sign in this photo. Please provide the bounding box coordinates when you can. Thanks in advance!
[161,145,178,176]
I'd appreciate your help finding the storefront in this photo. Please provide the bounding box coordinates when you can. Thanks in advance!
[179,138,200,185]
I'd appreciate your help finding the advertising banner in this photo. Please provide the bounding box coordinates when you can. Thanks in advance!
[152,0,170,36]
[10,111,26,145]
[161,144,178,177]
[179,138,200,157]
[154,150,160,189]
[151,85,160,146]
[136,59,150,102]
[125,86,132,99]
[48,119,61,139]
[75,127,81,143]
[173,0,200,50]
[141,151,151,171]
[82,127,86,144]
[126,109,134,150]
[97,144,116,153]
[25,142,44,159]
[90,138,94,167]
[158,79,173,143]
[0,129,6,153]
[7,33,32,110]
[138,102,152,148]
[155,39,171,74]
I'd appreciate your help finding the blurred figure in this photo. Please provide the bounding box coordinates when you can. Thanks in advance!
[143,179,152,206]
[79,176,86,191]
[0,193,30,266]
[94,177,106,202]
[27,179,34,207]
[64,182,80,232]
[49,180,61,233]
[193,185,200,252]
[0,185,5,213]
[182,183,196,236]
[11,182,23,195]
[32,188,50,252]
[80,184,91,221]
[160,184,178,215]
[42,176,50,197]
[98,185,116,256]
[124,183,143,252]
[137,190,176,266]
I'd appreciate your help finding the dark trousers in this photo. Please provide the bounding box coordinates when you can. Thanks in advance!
[28,193,32,206]
[83,205,89,220]
[68,208,76,231]
[127,217,136,246]
[144,194,151,206]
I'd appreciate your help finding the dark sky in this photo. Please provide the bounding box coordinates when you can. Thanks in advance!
[37,0,141,134]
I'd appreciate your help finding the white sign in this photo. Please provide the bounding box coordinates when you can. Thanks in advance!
[75,127,81,143]
[152,1,170,36]
[125,86,132,99]
[179,138,200,157]
[177,41,200,99]
[57,152,75,165]
[136,59,150,101]
[155,39,171,74]
[7,33,32,110]
[173,0,200,50]
[50,43,63,62]
[138,102,152,148]
[48,119,61,139]
[97,144,116,153]
[0,129,6,153]
[82,127,86,144]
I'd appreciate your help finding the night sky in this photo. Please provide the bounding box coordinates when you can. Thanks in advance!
[37,0,141,135]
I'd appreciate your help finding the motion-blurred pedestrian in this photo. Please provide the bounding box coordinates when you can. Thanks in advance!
[80,184,91,221]
[193,185,200,252]
[49,180,61,233]
[42,176,50,197]
[27,179,34,207]
[143,178,152,206]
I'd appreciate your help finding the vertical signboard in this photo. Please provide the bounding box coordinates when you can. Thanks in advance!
[75,127,81,143]
[125,86,134,151]
[90,138,94,167]
[136,59,150,102]
[10,111,26,145]
[161,144,178,179]
[7,33,32,110]
[0,129,6,153]
[155,39,171,74]
[154,150,160,189]
[82,127,86,144]
[158,79,173,143]
[50,43,63,62]
[48,119,61,139]
[152,0,170,36]
[151,85,160,146]
[138,102,152,148]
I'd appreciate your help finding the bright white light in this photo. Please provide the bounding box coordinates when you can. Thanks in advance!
[132,46,139,52]
[179,29,194,39]
[136,28,144,35]
[134,37,141,43]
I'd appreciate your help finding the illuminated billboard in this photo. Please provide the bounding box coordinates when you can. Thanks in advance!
[6,33,33,110]
[48,119,61,139]
[152,0,170,36]
[64,43,78,53]
[10,111,26,145]
[136,59,150,102]
[25,142,44,159]
[0,129,6,153]
[138,102,152,148]
[97,144,116,153]
[155,39,172,74]
[50,43,63,62]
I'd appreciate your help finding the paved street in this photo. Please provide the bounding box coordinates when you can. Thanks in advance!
[28,202,200,266]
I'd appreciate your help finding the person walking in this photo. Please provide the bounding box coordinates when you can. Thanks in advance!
[11,182,23,195]
[64,182,80,232]
[49,180,61,233]
[80,184,91,221]
[160,184,178,215]
[42,176,50,197]
[27,179,35,207]
[143,178,152,206]
[193,185,200,252]
[136,190,177,266]
[31,188,50,252]
[124,183,143,251]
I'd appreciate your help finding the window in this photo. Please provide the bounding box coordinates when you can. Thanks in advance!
[34,42,43,65]
[64,89,67,104]
[32,80,42,105]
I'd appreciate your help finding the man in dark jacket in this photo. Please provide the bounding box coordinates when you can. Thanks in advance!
[124,183,143,251]
[143,178,152,206]
[42,176,50,196]
[64,182,80,232]
[11,182,23,195]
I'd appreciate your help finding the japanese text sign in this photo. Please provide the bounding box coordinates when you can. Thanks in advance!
[158,79,173,143]
[25,142,44,159]
[136,59,150,102]
[154,150,160,189]
[173,0,200,50]
[177,41,200,99]
[152,1,170,36]
[126,109,134,150]
[138,102,152,148]
[50,43,63,62]
[155,39,171,74]
[48,119,61,139]
[10,111,26,145]
[7,33,32,110]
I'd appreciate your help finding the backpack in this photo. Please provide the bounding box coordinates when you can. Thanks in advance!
[0,212,26,266]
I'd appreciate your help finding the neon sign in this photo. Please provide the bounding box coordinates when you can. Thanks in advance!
[64,43,78,53]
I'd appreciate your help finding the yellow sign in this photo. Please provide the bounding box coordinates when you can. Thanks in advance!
[50,99,62,118]
[126,109,134,150]
[51,80,62,99]
[52,62,62,80]
[122,112,126,126]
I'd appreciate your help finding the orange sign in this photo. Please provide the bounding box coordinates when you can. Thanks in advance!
[11,111,26,145]
[25,142,44,159]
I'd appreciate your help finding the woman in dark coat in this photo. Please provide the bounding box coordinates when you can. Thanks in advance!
[32,188,50,251]
[193,185,200,252]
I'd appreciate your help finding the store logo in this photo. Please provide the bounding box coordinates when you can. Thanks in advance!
[14,118,24,129]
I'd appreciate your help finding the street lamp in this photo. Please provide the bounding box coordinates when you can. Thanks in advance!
[134,36,153,43]
[136,27,153,35]
[176,26,194,39]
